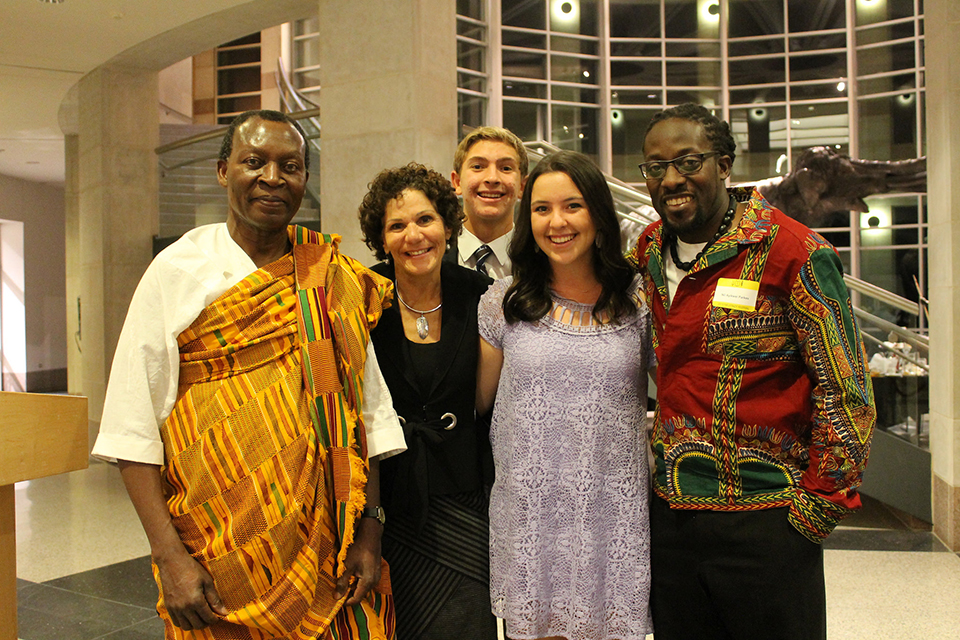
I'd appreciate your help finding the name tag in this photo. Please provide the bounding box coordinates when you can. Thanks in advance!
[712,278,760,311]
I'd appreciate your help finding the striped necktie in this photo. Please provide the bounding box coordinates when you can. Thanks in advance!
[472,244,493,275]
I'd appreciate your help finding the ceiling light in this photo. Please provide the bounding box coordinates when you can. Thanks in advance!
[38,0,65,4]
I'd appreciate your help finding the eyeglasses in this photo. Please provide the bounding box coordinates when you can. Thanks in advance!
[638,152,719,180]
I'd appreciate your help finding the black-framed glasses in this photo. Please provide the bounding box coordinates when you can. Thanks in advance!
[638,152,719,180]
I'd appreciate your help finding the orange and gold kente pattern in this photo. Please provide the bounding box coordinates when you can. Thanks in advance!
[157,227,394,639]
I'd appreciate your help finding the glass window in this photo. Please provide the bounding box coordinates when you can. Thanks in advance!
[666,41,722,58]
[551,55,598,84]
[550,0,599,35]
[728,38,784,56]
[858,42,916,76]
[666,60,720,87]
[729,86,786,105]
[218,47,260,67]
[504,100,544,141]
[788,0,845,32]
[788,52,847,82]
[551,34,599,55]
[459,72,486,93]
[294,68,321,90]
[611,108,657,183]
[553,85,598,103]
[611,60,661,86]
[503,29,546,49]
[790,81,848,100]
[503,49,547,79]
[458,19,485,40]
[729,0,784,37]
[790,102,849,160]
[728,105,786,182]
[856,0,917,26]
[458,40,485,72]
[664,0,706,39]
[857,73,914,97]
[858,94,919,160]
[552,105,599,157]
[503,0,546,29]
[459,93,487,129]
[609,0,661,38]
[729,57,785,86]
[294,17,319,37]
[610,41,662,57]
[667,89,722,106]
[789,33,846,51]
[294,39,319,68]
[457,0,484,21]
[503,80,548,99]
[611,89,664,105]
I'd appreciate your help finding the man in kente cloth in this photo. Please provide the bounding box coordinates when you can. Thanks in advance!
[93,110,405,639]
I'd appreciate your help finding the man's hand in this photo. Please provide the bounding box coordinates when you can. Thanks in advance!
[156,548,228,630]
[334,516,383,605]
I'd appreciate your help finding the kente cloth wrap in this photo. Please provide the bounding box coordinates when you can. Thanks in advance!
[630,187,876,543]
[156,226,395,639]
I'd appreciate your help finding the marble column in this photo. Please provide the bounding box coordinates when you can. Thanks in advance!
[71,66,159,422]
[925,0,960,550]
[318,0,458,264]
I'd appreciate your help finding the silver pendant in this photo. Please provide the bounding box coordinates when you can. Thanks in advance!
[416,315,429,339]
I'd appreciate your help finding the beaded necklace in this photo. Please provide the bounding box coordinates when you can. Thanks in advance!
[668,195,737,272]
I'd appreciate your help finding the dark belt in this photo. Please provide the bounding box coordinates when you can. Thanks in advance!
[390,413,458,529]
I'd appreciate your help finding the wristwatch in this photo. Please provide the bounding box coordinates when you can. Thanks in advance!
[361,505,386,526]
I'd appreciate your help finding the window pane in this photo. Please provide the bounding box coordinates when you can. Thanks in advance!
[858,42,916,76]
[856,0,917,26]
[459,72,485,93]
[666,89,721,105]
[729,0,784,37]
[504,101,543,141]
[503,49,546,79]
[789,33,846,51]
[663,0,705,39]
[503,0,546,29]
[459,93,487,129]
[611,60,661,86]
[729,86,786,104]
[788,52,846,83]
[458,19,485,40]
[858,73,915,97]
[666,60,720,87]
[551,34,599,55]
[610,0,661,38]
[458,41,485,72]
[790,81,847,100]
[858,95,919,160]
[611,89,663,105]
[666,41,721,58]
[790,101,849,157]
[789,0,845,32]
[503,29,546,49]
[611,108,657,183]
[552,85,598,103]
[294,17,318,36]
[550,0,599,36]
[728,38,784,56]
[457,0,484,21]
[294,39,319,68]
[728,105,786,182]
[729,57,785,86]
[503,80,547,99]
[552,105,599,156]
[551,55,598,84]
[610,41,661,57]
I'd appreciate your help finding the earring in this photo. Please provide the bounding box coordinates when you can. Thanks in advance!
[595,232,602,248]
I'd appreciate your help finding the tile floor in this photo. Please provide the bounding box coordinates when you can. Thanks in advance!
[13,458,960,639]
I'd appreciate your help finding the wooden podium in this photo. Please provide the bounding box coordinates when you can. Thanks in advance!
[0,391,88,640]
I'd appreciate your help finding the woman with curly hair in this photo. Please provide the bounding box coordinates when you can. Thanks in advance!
[477,151,655,640]
[358,163,497,639]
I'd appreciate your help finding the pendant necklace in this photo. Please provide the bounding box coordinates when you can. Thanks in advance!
[396,285,442,339]
[669,195,738,272]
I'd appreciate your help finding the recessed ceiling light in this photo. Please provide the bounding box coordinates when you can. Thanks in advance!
[38,0,65,4]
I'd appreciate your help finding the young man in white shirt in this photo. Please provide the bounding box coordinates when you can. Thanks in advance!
[451,127,529,279]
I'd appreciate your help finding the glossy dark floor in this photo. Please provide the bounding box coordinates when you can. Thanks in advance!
[14,464,960,639]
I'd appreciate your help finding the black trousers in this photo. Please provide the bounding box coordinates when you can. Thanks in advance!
[650,496,826,640]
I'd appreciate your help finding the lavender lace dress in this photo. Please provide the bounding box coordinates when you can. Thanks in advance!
[478,277,655,640]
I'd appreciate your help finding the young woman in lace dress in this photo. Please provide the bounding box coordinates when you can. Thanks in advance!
[477,150,655,640]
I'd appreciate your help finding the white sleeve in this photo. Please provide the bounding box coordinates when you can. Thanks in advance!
[362,341,407,460]
[91,262,184,465]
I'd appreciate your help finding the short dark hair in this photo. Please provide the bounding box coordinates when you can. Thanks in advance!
[218,110,310,172]
[505,150,636,324]
[358,163,464,262]
[643,103,736,163]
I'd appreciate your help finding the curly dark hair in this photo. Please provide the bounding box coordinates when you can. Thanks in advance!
[358,163,464,262]
[504,150,636,325]
[218,110,310,172]
[643,103,737,163]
